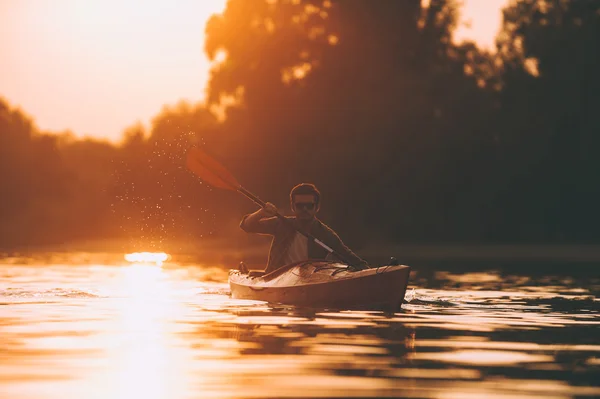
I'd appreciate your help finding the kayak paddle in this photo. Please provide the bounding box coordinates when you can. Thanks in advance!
[185,146,352,264]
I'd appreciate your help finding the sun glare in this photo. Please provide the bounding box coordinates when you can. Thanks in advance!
[83,259,194,398]
[125,252,170,266]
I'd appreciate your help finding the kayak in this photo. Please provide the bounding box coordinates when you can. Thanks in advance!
[229,260,411,311]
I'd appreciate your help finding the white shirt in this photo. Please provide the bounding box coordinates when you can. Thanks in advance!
[282,232,309,265]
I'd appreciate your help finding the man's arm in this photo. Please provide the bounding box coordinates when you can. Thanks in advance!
[240,202,280,235]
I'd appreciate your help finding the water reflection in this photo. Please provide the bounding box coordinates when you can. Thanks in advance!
[0,261,599,398]
[87,264,193,399]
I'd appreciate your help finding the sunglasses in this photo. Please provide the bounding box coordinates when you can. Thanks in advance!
[294,202,316,210]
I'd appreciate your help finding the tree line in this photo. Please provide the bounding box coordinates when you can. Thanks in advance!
[1,0,598,252]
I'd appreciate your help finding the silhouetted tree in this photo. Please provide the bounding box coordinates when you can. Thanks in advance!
[0,99,72,247]
[2,0,599,252]
[488,0,600,242]
[204,0,496,244]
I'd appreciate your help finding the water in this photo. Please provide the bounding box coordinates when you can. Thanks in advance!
[1,256,599,399]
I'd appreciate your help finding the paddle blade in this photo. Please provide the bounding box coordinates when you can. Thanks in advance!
[186,146,241,191]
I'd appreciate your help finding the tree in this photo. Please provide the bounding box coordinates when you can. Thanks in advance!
[203,0,497,244]
[0,98,72,246]
[491,0,600,242]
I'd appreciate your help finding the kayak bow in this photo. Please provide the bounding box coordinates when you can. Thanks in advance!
[229,261,411,311]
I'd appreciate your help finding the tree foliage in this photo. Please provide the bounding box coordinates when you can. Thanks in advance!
[1,0,599,251]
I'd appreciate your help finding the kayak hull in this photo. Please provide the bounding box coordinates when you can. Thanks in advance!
[229,261,411,311]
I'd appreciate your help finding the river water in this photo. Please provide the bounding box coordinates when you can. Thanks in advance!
[1,255,599,399]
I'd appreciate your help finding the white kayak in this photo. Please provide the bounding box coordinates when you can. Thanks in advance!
[229,260,411,311]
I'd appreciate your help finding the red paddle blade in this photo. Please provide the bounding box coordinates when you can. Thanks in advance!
[186,146,241,191]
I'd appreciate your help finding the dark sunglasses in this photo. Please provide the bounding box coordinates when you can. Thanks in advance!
[294,202,316,210]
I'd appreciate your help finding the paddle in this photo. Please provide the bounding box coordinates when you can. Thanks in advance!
[185,146,351,264]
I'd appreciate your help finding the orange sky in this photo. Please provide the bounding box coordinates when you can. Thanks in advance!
[0,0,507,142]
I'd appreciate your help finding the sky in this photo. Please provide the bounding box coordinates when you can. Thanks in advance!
[454,0,509,49]
[0,0,508,142]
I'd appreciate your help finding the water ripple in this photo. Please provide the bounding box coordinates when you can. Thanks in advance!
[0,263,598,399]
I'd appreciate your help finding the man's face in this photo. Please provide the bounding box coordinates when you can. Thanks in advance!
[292,194,318,221]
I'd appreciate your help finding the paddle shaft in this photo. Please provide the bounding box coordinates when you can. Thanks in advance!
[186,146,353,264]
[237,186,351,263]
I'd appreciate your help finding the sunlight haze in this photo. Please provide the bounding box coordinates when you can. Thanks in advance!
[0,0,226,141]
[1,0,504,142]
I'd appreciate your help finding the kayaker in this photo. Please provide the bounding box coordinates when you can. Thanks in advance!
[240,183,369,273]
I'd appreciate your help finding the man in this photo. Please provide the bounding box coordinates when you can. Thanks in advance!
[240,183,369,273]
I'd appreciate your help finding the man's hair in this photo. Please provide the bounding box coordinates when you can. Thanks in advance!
[290,183,321,205]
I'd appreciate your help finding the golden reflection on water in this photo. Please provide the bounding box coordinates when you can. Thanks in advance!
[91,264,191,399]
[1,261,600,399]
[124,252,170,266]
[30,264,196,399]
[412,349,555,365]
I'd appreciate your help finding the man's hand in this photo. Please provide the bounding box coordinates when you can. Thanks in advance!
[260,202,278,217]
[242,202,279,229]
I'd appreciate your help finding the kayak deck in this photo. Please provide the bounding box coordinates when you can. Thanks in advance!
[229,261,411,311]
